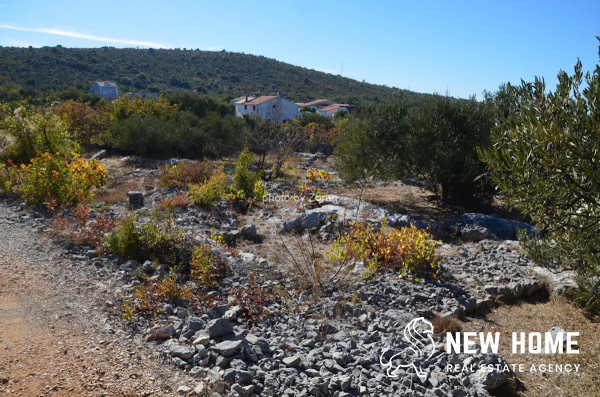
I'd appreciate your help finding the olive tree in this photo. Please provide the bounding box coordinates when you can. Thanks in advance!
[480,45,600,311]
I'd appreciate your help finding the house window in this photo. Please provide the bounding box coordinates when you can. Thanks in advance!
[253,106,256,110]
[244,105,247,110]
[273,105,276,108]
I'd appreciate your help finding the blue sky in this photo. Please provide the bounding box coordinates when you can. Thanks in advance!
[1,0,599,99]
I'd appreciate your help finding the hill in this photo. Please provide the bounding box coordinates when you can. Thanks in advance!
[0,46,429,105]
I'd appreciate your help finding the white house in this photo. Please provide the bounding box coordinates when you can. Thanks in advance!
[90,81,119,98]
[235,94,299,123]
[317,103,353,118]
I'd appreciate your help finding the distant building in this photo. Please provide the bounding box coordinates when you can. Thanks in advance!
[297,99,333,112]
[235,94,299,122]
[317,103,354,118]
[90,81,119,98]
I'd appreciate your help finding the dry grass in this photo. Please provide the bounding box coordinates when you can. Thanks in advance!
[432,316,463,336]
[93,157,158,204]
[95,179,148,204]
[331,183,460,223]
[462,295,600,397]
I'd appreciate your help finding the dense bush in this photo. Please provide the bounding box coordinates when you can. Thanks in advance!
[103,215,190,270]
[334,96,495,206]
[109,115,167,158]
[0,103,79,164]
[334,99,413,183]
[107,97,243,159]
[327,221,439,280]
[110,96,178,120]
[158,160,217,189]
[187,166,229,207]
[408,96,496,206]
[481,50,600,312]
[53,99,111,145]
[0,151,106,210]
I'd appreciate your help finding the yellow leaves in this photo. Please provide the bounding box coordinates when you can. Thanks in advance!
[188,166,228,208]
[327,221,440,280]
[2,151,106,210]
[306,168,331,182]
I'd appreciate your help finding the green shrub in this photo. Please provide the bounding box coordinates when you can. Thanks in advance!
[107,96,242,160]
[480,47,600,312]
[103,215,140,260]
[104,214,190,270]
[408,96,495,206]
[334,100,412,183]
[233,146,259,197]
[188,166,228,207]
[190,244,230,288]
[334,96,495,206]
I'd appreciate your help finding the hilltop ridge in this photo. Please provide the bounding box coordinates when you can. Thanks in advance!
[0,46,431,104]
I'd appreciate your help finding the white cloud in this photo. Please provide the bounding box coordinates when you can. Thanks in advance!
[0,24,168,48]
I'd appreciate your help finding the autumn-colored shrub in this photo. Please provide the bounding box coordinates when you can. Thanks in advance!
[229,276,286,326]
[0,103,79,164]
[306,168,331,182]
[49,204,120,248]
[1,151,106,210]
[190,244,230,288]
[188,166,228,207]
[122,276,193,318]
[327,220,439,279]
[158,160,217,189]
[53,99,111,145]
[253,179,267,201]
[161,194,190,210]
[110,96,179,120]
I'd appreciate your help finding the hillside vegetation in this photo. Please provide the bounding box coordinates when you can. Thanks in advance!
[0,46,428,104]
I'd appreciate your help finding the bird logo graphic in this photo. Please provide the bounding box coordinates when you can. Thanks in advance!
[380,317,436,382]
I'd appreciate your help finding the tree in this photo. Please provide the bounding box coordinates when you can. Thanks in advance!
[408,95,495,206]
[334,99,412,183]
[480,43,600,311]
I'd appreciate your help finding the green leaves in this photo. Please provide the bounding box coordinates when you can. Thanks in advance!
[481,42,600,312]
[335,95,496,206]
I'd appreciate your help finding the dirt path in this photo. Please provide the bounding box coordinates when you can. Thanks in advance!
[0,203,182,396]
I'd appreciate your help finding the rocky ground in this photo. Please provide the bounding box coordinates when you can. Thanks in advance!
[0,153,590,397]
